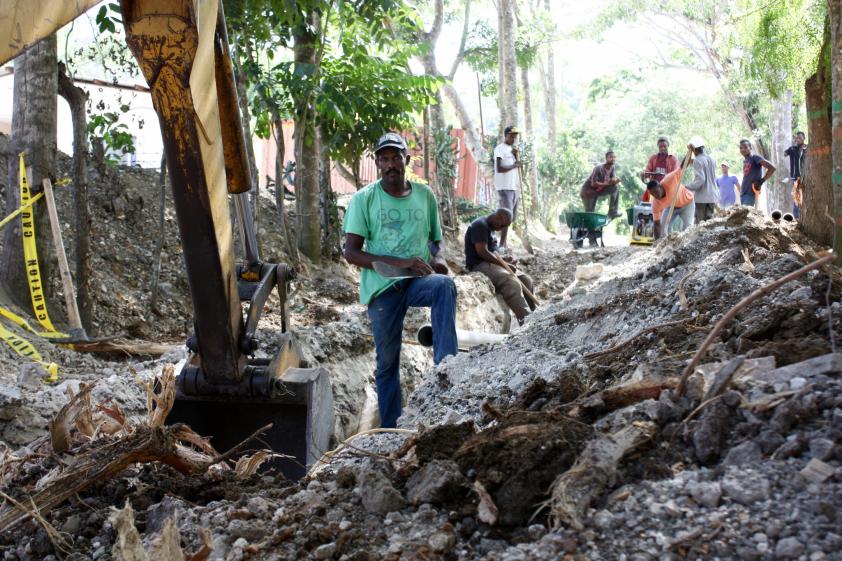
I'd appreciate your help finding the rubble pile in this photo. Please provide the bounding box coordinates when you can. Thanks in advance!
[1,207,841,561]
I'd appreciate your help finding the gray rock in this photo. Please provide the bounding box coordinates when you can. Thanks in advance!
[429,529,456,553]
[789,286,812,301]
[227,518,266,542]
[721,474,770,505]
[738,545,761,561]
[592,509,616,529]
[359,470,406,514]
[755,430,785,455]
[145,496,188,534]
[765,519,785,538]
[687,481,721,508]
[246,496,271,518]
[60,514,82,535]
[693,398,737,464]
[405,460,467,505]
[810,438,837,461]
[17,363,45,388]
[723,441,763,466]
[314,543,336,559]
[775,537,804,559]
[777,436,807,459]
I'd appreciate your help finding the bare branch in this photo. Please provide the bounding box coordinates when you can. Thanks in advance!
[448,0,473,80]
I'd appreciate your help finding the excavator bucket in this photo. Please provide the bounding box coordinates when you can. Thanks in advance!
[167,364,335,480]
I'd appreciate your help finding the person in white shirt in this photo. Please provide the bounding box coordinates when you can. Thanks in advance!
[494,125,521,248]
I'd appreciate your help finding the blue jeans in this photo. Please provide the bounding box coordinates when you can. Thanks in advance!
[741,192,755,206]
[367,274,457,428]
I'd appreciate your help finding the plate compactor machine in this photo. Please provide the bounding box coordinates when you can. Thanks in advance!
[1,0,334,480]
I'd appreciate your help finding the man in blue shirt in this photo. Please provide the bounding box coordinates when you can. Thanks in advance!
[715,162,740,208]
[739,140,776,207]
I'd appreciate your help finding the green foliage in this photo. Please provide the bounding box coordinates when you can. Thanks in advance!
[315,6,441,170]
[87,111,135,165]
[229,0,439,174]
[741,0,826,98]
[587,69,643,102]
[455,197,493,224]
[536,129,590,225]
[95,3,122,34]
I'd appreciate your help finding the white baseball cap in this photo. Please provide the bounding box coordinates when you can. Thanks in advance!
[688,136,705,149]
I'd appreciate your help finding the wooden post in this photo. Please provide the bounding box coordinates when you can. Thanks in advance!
[42,179,84,334]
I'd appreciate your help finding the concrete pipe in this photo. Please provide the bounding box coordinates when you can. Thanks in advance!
[783,213,795,222]
[771,209,783,222]
[416,324,508,349]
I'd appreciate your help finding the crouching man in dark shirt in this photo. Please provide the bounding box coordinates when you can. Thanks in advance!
[464,209,535,324]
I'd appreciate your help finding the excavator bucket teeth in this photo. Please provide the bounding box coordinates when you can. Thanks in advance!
[167,367,334,481]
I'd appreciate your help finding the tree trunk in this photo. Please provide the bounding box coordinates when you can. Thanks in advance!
[542,0,557,157]
[2,36,57,313]
[767,90,794,215]
[830,0,842,260]
[441,83,489,173]
[272,116,299,265]
[497,0,518,138]
[149,154,167,313]
[293,12,321,263]
[318,127,339,259]
[57,63,93,332]
[520,63,539,219]
[802,16,833,246]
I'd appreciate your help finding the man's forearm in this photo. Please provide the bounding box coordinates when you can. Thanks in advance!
[344,247,407,270]
[479,247,499,263]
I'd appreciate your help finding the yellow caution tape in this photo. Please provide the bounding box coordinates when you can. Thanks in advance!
[0,320,58,382]
[19,153,62,335]
[0,154,71,383]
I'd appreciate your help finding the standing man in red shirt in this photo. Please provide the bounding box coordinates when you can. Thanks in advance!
[640,137,679,202]
[644,136,679,182]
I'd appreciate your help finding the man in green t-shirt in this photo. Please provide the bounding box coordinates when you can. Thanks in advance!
[343,132,458,428]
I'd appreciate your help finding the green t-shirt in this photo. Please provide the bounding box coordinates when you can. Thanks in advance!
[343,180,443,304]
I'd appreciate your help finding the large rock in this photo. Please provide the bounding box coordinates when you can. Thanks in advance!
[359,470,406,514]
[723,441,763,466]
[405,460,468,505]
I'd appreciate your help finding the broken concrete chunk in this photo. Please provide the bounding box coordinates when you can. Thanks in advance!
[721,473,770,505]
[775,537,805,559]
[686,481,722,508]
[358,470,406,514]
[800,458,835,484]
[809,438,837,462]
[756,353,842,385]
[723,441,763,466]
[406,460,468,505]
